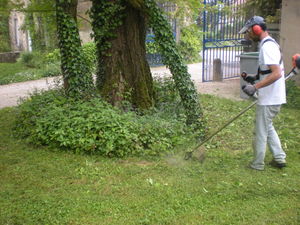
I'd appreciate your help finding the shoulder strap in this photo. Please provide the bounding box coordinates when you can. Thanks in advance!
[256,38,283,78]
[260,38,282,64]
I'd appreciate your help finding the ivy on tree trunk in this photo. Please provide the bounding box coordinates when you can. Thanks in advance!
[56,0,94,97]
[145,0,206,135]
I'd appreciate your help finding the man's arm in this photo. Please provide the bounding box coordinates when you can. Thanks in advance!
[254,65,282,89]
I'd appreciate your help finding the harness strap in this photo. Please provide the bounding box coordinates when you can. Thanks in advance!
[257,38,282,78]
[260,69,272,75]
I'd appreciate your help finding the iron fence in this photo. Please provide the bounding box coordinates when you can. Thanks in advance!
[202,0,246,81]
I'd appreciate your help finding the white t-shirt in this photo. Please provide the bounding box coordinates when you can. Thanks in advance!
[257,36,286,105]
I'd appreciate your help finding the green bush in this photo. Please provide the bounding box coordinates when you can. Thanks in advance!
[0,41,10,53]
[177,24,202,63]
[18,51,45,68]
[17,51,62,78]
[146,25,202,63]
[38,62,61,77]
[45,42,96,73]
[14,87,195,157]
[45,49,61,64]
[285,80,300,109]
[82,42,97,73]
[18,51,34,67]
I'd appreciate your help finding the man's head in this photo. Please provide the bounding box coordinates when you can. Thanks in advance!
[239,16,267,42]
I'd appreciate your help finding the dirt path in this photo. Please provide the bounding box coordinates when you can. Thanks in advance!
[0,64,242,109]
[194,78,241,101]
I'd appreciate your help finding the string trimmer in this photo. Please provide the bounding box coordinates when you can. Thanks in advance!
[184,54,300,161]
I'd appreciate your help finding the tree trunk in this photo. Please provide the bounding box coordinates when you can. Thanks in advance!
[91,1,154,109]
[56,0,94,97]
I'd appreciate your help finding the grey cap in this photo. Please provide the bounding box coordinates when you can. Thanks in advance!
[239,16,265,34]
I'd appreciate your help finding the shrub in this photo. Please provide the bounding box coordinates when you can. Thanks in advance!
[45,49,61,64]
[146,25,202,64]
[0,41,10,53]
[18,51,44,68]
[17,50,62,78]
[14,88,195,157]
[18,51,34,67]
[82,42,97,73]
[45,42,97,73]
[38,62,61,77]
[177,24,202,63]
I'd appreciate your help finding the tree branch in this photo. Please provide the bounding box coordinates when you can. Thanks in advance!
[77,14,91,24]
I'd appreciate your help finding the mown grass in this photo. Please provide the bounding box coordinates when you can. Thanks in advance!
[0,62,31,85]
[0,62,60,85]
[0,95,299,225]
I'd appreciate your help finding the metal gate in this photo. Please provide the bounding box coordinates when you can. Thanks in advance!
[202,0,246,81]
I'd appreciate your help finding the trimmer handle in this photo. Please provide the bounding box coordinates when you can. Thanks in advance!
[241,71,247,78]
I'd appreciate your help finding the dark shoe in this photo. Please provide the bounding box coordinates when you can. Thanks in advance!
[269,160,286,169]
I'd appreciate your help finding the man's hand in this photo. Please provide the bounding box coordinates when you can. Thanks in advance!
[242,84,257,96]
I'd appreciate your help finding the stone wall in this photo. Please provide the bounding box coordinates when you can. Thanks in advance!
[0,52,20,63]
[280,0,300,84]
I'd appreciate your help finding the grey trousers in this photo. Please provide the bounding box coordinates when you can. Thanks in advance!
[250,105,286,170]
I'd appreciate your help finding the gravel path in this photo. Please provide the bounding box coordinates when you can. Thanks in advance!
[0,63,242,109]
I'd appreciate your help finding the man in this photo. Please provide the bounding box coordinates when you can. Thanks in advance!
[239,16,286,170]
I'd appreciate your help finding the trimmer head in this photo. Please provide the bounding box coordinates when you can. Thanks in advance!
[296,56,300,69]
[292,54,300,69]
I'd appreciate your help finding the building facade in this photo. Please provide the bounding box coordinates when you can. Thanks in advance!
[280,0,300,83]
[8,0,31,51]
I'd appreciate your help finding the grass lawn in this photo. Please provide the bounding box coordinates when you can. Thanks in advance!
[0,95,299,225]
[0,62,60,85]
[0,62,33,85]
